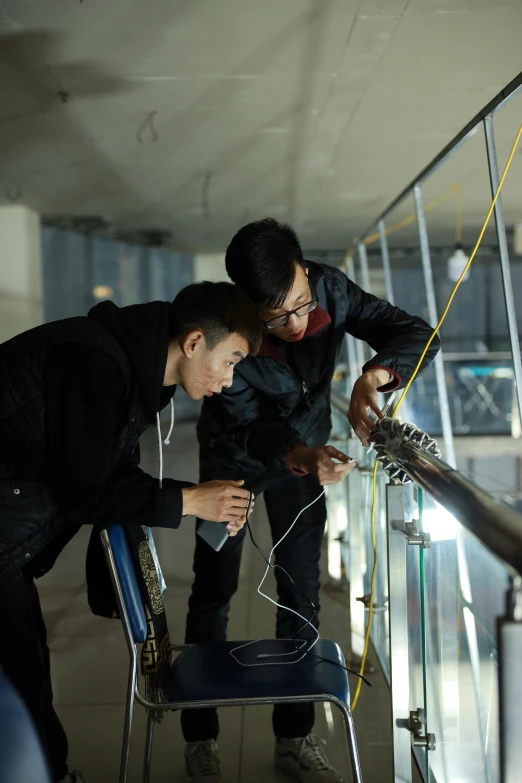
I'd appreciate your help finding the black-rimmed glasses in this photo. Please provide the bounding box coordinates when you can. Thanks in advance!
[262,282,318,330]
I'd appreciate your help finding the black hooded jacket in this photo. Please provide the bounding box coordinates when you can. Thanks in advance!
[197,261,440,488]
[0,300,191,581]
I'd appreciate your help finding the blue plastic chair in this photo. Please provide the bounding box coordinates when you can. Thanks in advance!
[101,526,363,783]
[0,667,51,783]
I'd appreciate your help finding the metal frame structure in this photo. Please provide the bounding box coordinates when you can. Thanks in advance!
[338,73,522,781]
[359,71,522,234]
[351,70,522,429]
[331,390,522,783]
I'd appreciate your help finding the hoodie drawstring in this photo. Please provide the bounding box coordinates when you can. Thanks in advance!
[156,398,175,489]
[164,398,175,445]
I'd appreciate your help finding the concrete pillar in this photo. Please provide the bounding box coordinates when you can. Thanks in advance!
[0,205,42,342]
[194,252,228,283]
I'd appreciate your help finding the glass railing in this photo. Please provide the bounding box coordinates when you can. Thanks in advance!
[326,72,522,782]
[403,356,517,438]
[328,392,522,783]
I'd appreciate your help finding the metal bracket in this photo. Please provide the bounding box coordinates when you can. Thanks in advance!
[408,708,436,751]
[356,594,388,613]
[391,518,431,548]
[404,519,431,549]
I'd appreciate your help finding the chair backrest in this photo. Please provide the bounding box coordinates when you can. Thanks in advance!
[105,526,148,644]
[0,667,51,783]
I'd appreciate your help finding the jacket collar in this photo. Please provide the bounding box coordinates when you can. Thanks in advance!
[257,305,332,360]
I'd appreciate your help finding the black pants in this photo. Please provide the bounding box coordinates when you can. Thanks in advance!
[0,571,68,782]
[182,473,327,741]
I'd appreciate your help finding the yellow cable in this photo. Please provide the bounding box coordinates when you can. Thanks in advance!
[341,183,460,273]
[350,121,522,712]
[392,122,522,419]
[363,184,460,247]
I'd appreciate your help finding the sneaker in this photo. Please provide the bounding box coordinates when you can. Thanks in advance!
[185,740,222,781]
[275,735,343,782]
[58,772,86,783]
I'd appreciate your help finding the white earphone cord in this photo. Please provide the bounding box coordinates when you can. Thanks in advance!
[229,489,325,667]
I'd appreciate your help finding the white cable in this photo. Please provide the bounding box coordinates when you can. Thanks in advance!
[229,489,326,668]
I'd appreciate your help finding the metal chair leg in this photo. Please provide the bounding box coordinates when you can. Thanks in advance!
[119,663,137,783]
[338,702,363,783]
[143,711,155,783]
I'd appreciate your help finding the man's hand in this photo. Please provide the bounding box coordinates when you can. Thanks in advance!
[181,480,254,536]
[288,445,355,486]
[348,368,390,447]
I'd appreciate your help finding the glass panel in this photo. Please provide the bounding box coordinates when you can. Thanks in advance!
[408,487,429,781]
[419,490,510,783]
[370,470,390,682]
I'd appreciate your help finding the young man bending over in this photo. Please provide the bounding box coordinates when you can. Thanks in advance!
[183,219,439,783]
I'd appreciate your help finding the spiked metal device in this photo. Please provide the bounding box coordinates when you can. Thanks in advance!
[372,417,442,484]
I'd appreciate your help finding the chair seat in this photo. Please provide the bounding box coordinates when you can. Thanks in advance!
[161,638,350,706]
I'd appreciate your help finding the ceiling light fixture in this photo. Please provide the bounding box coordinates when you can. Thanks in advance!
[447,183,470,282]
[447,244,470,282]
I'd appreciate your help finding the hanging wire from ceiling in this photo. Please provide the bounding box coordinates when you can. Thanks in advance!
[341,182,462,272]
[136,110,159,143]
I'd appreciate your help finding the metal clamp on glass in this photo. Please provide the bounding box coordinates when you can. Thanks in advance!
[403,519,431,549]
[355,594,388,613]
[408,708,436,751]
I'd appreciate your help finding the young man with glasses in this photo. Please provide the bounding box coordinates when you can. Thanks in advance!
[182,218,440,783]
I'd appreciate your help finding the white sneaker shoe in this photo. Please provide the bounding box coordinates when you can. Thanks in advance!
[275,735,343,782]
[58,772,86,783]
[185,740,222,781]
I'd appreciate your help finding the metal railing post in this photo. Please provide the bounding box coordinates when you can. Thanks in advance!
[498,575,522,783]
[348,256,366,372]
[378,220,395,305]
[358,241,371,293]
[386,482,413,782]
[483,115,522,425]
[413,183,456,468]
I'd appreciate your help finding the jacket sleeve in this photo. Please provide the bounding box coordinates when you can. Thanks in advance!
[343,274,440,390]
[202,372,305,478]
[45,346,193,530]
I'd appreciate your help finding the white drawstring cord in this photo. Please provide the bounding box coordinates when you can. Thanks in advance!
[164,398,175,445]
[229,489,326,668]
[156,399,175,488]
[156,413,163,489]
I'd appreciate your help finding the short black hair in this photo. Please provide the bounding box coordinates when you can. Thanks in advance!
[170,281,261,355]
[225,217,304,308]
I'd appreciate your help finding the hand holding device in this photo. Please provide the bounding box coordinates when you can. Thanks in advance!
[288,445,356,486]
[182,480,254,530]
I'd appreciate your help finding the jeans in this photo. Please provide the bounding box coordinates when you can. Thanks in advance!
[181,472,327,741]
[0,571,69,782]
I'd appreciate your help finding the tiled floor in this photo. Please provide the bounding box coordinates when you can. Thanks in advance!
[38,423,398,782]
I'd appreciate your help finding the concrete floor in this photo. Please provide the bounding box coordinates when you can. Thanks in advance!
[38,422,412,783]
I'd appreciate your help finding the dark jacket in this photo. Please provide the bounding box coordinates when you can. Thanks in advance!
[197,261,440,488]
[0,301,190,581]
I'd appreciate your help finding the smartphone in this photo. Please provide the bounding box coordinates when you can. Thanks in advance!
[197,519,229,552]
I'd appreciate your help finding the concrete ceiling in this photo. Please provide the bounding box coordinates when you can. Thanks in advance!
[0,0,521,252]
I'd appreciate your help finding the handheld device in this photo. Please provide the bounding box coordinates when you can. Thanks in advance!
[196,519,229,552]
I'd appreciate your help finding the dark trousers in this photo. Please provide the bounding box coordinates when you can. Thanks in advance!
[0,571,68,782]
[181,473,327,741]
